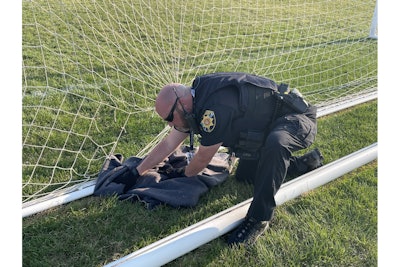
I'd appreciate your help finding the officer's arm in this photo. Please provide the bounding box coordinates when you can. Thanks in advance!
[136,127,189,175]
[184,142,223,177]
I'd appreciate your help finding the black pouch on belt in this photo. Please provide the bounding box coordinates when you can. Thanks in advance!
[233,130,265,160]
[277,83,309,113]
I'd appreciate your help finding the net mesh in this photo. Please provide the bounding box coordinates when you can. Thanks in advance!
[22,0,377,202]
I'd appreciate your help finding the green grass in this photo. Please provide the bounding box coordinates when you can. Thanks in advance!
[23,101,377,267]
[22,0,377,266]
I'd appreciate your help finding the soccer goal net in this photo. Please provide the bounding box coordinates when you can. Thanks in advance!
[22,0,377,205]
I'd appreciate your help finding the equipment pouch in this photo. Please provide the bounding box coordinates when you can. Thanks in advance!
[233,149,259,160]
[277,83,308,113]
[238,130,265,151]
[233,130,265,160]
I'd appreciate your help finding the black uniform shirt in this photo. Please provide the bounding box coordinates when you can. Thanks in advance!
[196,87,240,147]
[192,72,279,148]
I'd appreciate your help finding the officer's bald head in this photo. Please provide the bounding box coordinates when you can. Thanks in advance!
[155,83,191,121]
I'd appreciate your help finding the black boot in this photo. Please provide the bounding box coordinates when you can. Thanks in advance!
[289,148,324,176]
[227,217,269,247]
[299,148,324,172]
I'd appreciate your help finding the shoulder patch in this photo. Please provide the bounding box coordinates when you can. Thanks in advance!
[200,110,216,133]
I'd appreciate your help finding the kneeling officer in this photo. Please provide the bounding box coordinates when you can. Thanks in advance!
[128,72,323,246]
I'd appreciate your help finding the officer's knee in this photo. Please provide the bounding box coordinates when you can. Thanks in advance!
[264,131,290,152]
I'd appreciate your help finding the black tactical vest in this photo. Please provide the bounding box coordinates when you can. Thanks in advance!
[191,72,280,148]
[192,72,278,113]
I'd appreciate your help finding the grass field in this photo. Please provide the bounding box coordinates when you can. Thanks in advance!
[22,0,377,266]
[23,101,377,267]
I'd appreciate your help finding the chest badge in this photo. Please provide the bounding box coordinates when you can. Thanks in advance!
[200,110,216,133]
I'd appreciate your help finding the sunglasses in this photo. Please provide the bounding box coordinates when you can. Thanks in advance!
[164,87,186,122]
[164,96,179,122]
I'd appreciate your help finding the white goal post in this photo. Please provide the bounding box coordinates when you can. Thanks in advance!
[22,0,377,213]
[369,0,378,39]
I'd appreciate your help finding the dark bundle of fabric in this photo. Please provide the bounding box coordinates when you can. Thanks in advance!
[94,146,233,209]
